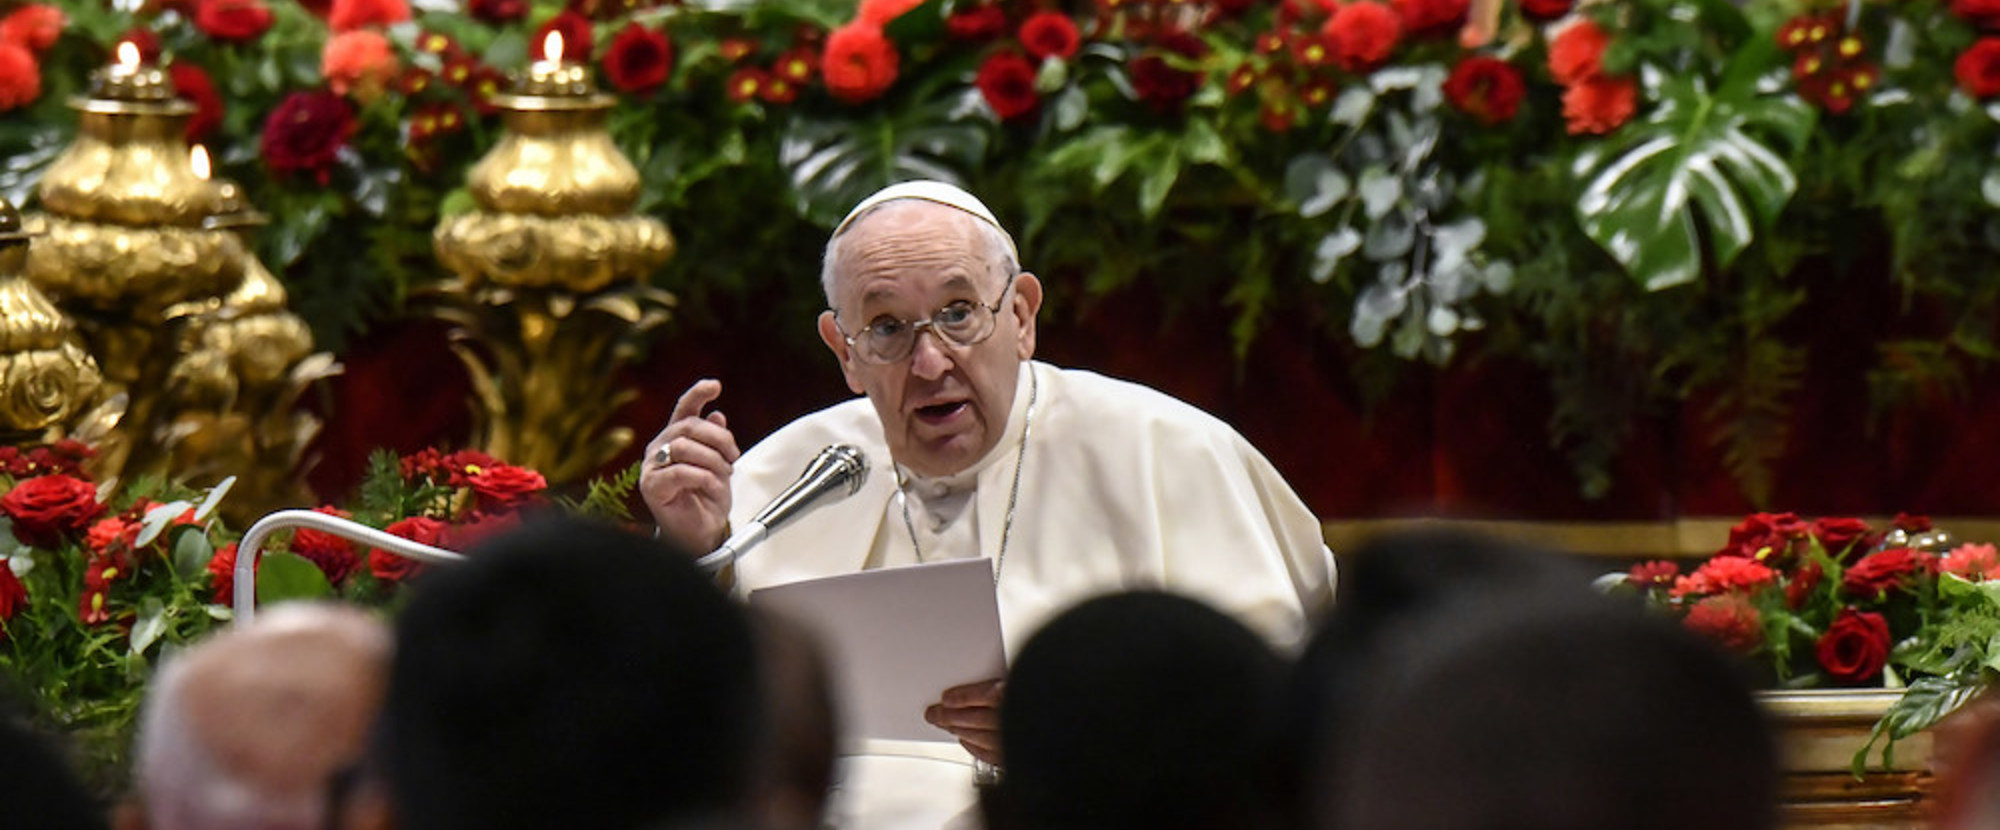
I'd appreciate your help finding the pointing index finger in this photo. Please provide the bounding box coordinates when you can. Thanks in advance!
[672,379,723,424]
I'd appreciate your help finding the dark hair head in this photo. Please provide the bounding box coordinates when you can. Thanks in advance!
[376,518,759,830]
[1319,589,1778,830]
[0,692,106,830]
[988,591,1285,830]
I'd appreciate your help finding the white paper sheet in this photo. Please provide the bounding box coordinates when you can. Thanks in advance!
[749,558,1006,742]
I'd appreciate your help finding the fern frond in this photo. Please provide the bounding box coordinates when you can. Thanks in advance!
[558,461,643,522]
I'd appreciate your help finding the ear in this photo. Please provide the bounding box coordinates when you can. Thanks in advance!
[1011,272,1043,361]
[817,311,865,395]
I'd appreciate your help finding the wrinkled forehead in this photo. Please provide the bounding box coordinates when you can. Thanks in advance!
[830,203,1004,301]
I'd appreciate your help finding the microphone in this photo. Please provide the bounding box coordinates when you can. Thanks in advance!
[697,444,869,572]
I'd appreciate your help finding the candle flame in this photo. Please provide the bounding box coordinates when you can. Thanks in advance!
[116,40,140,68]
[190,145,211,181]
[543,30,563,63]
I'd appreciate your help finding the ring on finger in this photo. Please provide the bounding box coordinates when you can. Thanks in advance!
[653,443,673,466]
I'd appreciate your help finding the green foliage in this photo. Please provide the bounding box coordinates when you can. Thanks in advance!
[555,460,643,522]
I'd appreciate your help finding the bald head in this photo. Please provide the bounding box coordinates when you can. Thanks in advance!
[133,603,391,830]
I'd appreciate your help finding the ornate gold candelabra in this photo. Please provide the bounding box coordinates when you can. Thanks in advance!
[433,32,676,483]
[22,43,247,479]
[0,196,104,441]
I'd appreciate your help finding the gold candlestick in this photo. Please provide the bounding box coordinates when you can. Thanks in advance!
[432,31,676,482]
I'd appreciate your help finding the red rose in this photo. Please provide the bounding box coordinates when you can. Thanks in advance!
[1809,517,1872,558]
[822,22,899,103]
[604,23,672,94]
[261,91,355,184]
[0,565,26,635]
[1560,74,1636,135]
[976,52,1039,120]
[1955,0,2000,29]
[323,30,400,100]
[1816,608,1890,684]
[1786,561,1823,609]
[466,463,548,510]
[290,507,361,585]
[193,0,274,43]
[1,474,104,548]
[370,516,446,583]
[535,11,594,61]
[1842,548,1939,599]
[1669,555,1778,599]
[170,63,224,141]
[0,5,64,53]
[1548,19,1608,85]
[1130,32,1206,112]
[328,0,410,32]
[1520,0,1573,22]
[1944,543,2000,582]
[469,0,526,23]
[1393,0,1467,39]
[1627,559,1679,590]
[1323,2,1402,73]
[0,42,39,112]
[948,5,1009,41]
[1722,511,1808,560]
[1892,512,1934,534]
[1683,595,1762,653]
[1018,11,1081,61]
[858,0,925,26]
[207,542,249,604]
[1442,56,1524,124]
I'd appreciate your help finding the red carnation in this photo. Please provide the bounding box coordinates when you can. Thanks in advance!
[1548,19,1609,85]
[1955,0,2000,29]
[976,52,1039,120]
[1721,511,1809,560]
[1130,32,1206,112]
[948,5,1009,41]
[469,0,526,23]
[1944,543,2000,582]
[193,0,274,42]
[1892,512,1934,534]
[1394,0,1468,39]
[822,22,899,103]
[1683,595,1763,653]
[1816,608,1890,684]
[535,11,594,61]
[85,516,140,558]
[466,463,548,510]
[0,565,26,637]
[1842,548,1939,599]
[323,29,400,100]
[170,63,224,141]
[0,42,39,112]
[261,91,355,185]
[1561,74,1636,135]
[1520,0,1573,22]
[604,23,672,94]
[1019,11,1081,61]
[1809,517,1872,558]
[206,542,246,605]
[1323,2,1402,73]
[1627,559,1679,590]
[1442,55,1524,124]
[370,516,446,583]
[0,5,64,54]
[1670,555,1778,599]
[328,0,410,32]
[290,507,362,585]
[1,474,104,548]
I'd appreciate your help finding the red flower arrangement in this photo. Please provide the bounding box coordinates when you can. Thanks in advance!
[1442,55,1524,125]
[948,5,1009,41]
[1817,609,1891,684]
[1323,2,1402,73]
[1130,31,1208,112]
[193,0,274,43]
[977,52,1039,120]
[323,30,401,101]
[469,0,527,24]
[0,42,41,113]
[1019,11,1081,61]
[535,11,595,61]
[1393,0,1468,39]
[604,23,673,95]
[328,0,411,33]
[170,64,225,141]
[1547,19,1608,86]
[822,22,900,103]
[1,474,104,549]
[0,4,64,53]
[1957,38,2000,99]
[1519,0,1574,23]
[260,91,357,184]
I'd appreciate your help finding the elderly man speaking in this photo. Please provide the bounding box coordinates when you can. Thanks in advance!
[641,181,1335,829]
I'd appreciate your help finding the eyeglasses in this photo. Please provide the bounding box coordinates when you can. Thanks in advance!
[833,274,1018,365]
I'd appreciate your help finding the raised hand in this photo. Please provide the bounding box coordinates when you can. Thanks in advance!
[640,379,741,553]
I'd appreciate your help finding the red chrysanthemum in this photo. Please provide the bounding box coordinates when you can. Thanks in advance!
[760,75,798,104]
[822,22,899,103]
[170,63,224,141]
[947,5,1009,41]
[206,542,244,605]
[1816,608,1891,684]
[1944,543,2000,582]
[724,67,766,102]
[976,51,1039,120]
[260,91,356,185]
[1548,18,1609,85]
[323,29,400,100]
[1683,594,1763,653]
[1393,0,1467,39]
[1842,548,1940,599]
[603,23,672,94]
[327,0,410,32]
[0,5,64,53]
[1442,55,1524,124]
[0,41,39,112]
[1323,1,1402,73]
[1018,11,1081,61]
[289,507,362,586]
[1627,559,1680,590]
[1669,555,1778,599]
[84,516,140,558]
[1560,74,1636,135]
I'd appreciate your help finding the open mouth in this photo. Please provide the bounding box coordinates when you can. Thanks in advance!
[915,401,969,423]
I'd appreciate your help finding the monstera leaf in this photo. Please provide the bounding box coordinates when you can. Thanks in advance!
[1573,63,1814,291]
[780,90,991,226]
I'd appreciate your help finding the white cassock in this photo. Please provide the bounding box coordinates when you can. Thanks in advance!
[726,360,1337,830]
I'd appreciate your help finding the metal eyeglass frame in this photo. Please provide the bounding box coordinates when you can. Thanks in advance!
[832,273,1019,365]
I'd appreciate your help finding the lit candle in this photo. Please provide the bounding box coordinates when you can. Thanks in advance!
[517,30,594,96]
[541,30,564,65]
[190,145,211,181]
[90,40,171,100]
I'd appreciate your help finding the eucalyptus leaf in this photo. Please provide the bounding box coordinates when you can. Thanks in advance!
[136,500,194,549]
[1359,166,1401,220]
[1310,227,1363,283]
[257,552,336,605]
[1427,304,1460,337]
[1035,57,1068,93]
[173,531,215,581]
[1285,155,1350,218]
[1331,87,1375,127]
[1482,260,1515,293]
[131,597,168,657]
[193,476,236,522]
[1431,217,1486,276]
[1363,209,1415,261]
[1350,278,1405,347]
[1053,86,1088,132]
